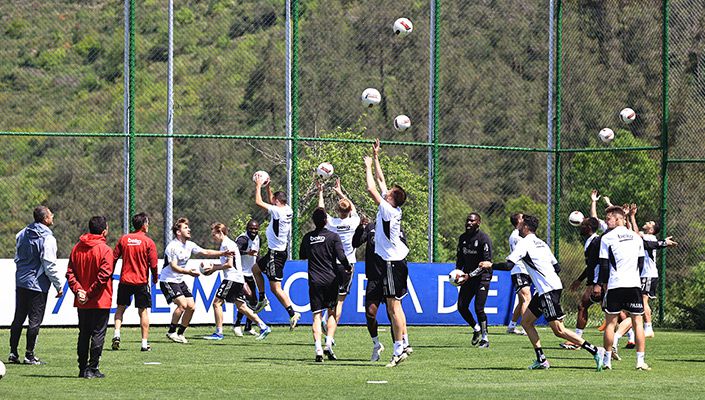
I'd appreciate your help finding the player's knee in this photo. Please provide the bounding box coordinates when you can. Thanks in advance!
[550,324,565,337]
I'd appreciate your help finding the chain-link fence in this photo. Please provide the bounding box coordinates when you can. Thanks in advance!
[1,0,704,328]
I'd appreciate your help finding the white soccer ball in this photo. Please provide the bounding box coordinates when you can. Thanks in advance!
[448,269,465,287]
[393,17,413,36]
[598,128,615,143]
[619,107,636,124]
[393,115,411,131]
[569,210,585,227]
[361,88,381,108]
[0,360,6,379]
[252,170,270,186]
[316,162,334,178]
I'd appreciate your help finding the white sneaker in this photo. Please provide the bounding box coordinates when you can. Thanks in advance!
[385,353,408,368]
[232,326,243,337]
[371,343,385,362]
[506,326,526,335]
[166,332,181,343]
[246,328,258,336]
[636,362,651,371]
[177,334,188,344]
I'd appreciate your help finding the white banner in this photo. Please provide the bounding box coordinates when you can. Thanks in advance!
[0,259,245,327]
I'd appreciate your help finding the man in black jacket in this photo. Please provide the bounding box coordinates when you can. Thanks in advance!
[455,212,493,348]
[300,208,351,362]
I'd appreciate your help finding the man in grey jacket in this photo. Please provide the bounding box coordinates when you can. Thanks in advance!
[9,206,63,365]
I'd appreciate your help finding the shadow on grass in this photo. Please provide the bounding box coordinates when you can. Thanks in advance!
[19,374,79,379]
[658,358,705,363]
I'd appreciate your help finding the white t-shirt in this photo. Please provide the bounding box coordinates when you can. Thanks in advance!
[599,226,644,290]
[506,233,562,295]
[220,236,244,283]
[374,198,408,261]
[326,211,361,264]
[161,239,204,283]
[508,229,528,275]
[237,233,259,277]
[598,219,608,233]
[641,233,658,279]
[265,204,293,252]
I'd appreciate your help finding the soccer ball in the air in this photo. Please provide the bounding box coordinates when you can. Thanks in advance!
[316,162,334,178]
[393,18,413,36]
[569,211,584,227]
[619,107,636,124]
[598,128,614,143]
[361,88,381,107]
[252,170,270,186]
[0,360,6,380]
[448,269,465,287]
[394,115,411,131]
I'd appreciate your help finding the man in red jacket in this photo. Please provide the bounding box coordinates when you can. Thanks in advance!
[111,212,158,352]
[66,216,114,379]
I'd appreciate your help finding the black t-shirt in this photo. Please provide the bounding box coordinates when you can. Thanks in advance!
[299,228,350,286]
[578,235,601,285]
[456,229,493,280]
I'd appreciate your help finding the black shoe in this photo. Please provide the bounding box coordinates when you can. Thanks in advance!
[323,348,337,361]
[8,353,20,364]
[478,340,490,348]
[141,344,152,352]
[471,331,481,346]
[78,369,87,378]
[315,354,324,363]
[111,337,120,351]
[23,354,44,365]
[85,369,105,379]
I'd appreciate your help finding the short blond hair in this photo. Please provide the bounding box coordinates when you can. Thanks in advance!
[337,198,352,213]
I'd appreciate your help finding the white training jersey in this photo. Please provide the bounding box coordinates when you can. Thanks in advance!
[161,239,204,283]
[220,236,244,283]
[599,225,644,289]
[265,204,293,251]
[641,233,658,279]
[374,196,409,261]
[508,229,528,275]
[326,210,361,264]
[585,233,600,283]
[506,233,562,295]
[237,233,259,277]
[598,219,608,233]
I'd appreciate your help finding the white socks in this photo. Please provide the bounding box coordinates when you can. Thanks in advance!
[575,328,583,337]
[393,341,403,356]
[114,329,121,338]
[627,329,635,342]
[141,339,148,348]
[508,321,517,329]
[315,340,323,353]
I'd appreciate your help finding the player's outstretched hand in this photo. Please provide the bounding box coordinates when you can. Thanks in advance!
[189,268,201,277]
[363,156,373,168]
[373,138,380,157]
[591,284,603,299]
[479,261,493,269]
[603,196,612,207]
[591,189,600,202]
[665,236,678,247]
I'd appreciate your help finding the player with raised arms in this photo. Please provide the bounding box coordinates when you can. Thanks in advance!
[251,174,301,330]
[364,138,411,368]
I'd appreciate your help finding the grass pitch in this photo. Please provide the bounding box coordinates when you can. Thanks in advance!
[0,325,704,399]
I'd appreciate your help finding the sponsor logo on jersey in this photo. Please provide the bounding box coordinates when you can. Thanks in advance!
[127,238,142,246]
[310,236,325,244]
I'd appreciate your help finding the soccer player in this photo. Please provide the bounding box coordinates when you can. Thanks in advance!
[65,216,114,378]
[9,206,62,365]
[251,175,301,330]
[597,206,649,370]
[364,138,410,368]
[561,217,602,350]
[160,219,230,344]
[232,219,260,336]
[493,214,604,371]
[506,212,529,336]
[111,212,158,352]
[455,212,493,348]
[317,178,361,325]
[201,223,271,341]
[299,208,351,362]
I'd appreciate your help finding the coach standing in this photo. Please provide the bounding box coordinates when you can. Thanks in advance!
[9,206,63,365]
[66,216,114,379]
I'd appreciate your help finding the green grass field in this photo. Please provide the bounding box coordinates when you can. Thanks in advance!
[0,325,704,399]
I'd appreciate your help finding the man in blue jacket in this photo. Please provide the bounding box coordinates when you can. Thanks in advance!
[9,206,63,365]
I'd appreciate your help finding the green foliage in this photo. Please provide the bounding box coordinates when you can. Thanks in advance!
[563,130,660,223]
[669,262,705,329]
[5,18,28,39]
[74,35,102,64]
[297,127,428,261]
[36,48,67,70]
[175,7,195,25]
